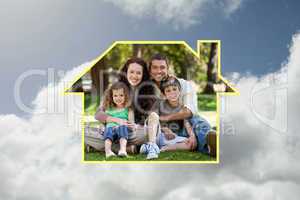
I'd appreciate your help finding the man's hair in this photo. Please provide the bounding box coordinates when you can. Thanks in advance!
[149,53,169,70]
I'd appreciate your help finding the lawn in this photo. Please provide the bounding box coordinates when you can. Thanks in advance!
[85,151,215,162]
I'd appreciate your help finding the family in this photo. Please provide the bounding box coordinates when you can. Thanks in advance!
[94,54,216,160]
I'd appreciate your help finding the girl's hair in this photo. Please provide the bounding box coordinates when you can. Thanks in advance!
[102,82,131,110]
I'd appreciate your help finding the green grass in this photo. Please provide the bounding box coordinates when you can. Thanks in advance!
[85,151,215,161]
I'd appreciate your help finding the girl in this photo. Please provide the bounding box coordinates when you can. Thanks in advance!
[102,82,135,158]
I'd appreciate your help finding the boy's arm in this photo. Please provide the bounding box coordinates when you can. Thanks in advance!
[159,106,192,122]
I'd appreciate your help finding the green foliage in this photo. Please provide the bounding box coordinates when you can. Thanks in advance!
[84,94,100,115]
[198,94,216,111]
[99,44,207,85]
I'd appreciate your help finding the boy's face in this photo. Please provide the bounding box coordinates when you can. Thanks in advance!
[164,85,180,103]
[112,88,125,107]
[150,59,168,83]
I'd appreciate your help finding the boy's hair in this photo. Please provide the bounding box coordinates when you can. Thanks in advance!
[148,53,169,70]
[160,76,181,94]
[102,82,131,110]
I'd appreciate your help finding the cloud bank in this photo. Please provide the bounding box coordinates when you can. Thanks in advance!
[1,33,300,199]
[102,0,243,29]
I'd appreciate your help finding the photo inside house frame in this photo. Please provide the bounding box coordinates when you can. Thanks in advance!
[70,42,232,162]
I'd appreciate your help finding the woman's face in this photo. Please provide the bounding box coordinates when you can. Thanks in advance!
[127,63,143,86]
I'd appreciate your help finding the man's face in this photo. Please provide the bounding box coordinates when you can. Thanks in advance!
[150,59,168,83]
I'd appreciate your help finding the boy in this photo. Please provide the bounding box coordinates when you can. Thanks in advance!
[157,76,198,152]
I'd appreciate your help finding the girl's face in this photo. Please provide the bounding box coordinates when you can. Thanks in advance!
[127,63,143,86]
[112,88,126,108]
[164,85,180,103]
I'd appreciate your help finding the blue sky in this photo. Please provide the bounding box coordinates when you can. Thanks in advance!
[1,0,299,114]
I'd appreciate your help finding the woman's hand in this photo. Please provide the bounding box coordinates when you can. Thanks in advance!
[127,122,137,131]
[114,118,130,126]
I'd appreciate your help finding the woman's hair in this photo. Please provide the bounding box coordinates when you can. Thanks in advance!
[118,57,150,87]
[102,82,131,110]
[118,57,156,124]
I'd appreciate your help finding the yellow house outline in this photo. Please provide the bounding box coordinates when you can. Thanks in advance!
[64,40,239,164]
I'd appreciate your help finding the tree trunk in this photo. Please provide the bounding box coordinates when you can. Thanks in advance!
[203,43,217,94]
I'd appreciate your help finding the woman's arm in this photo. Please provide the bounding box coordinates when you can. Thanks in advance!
[94,106,128,125]
[94,106,108,123]
[128,108,135,123]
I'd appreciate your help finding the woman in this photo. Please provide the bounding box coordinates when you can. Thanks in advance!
[95,57,161,160]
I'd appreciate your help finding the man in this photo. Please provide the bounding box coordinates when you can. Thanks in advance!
[148,53,216,157]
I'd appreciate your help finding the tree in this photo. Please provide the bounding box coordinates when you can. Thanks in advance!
[203,43,218,94]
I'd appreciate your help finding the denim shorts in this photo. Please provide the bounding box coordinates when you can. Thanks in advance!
[104,125,129,142]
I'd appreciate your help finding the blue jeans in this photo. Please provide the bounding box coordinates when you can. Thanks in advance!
[177,115,211,154]
[104,125,129,142]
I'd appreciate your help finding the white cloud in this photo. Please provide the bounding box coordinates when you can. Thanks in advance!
[102,0,243,29]
[1,33,300,199]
